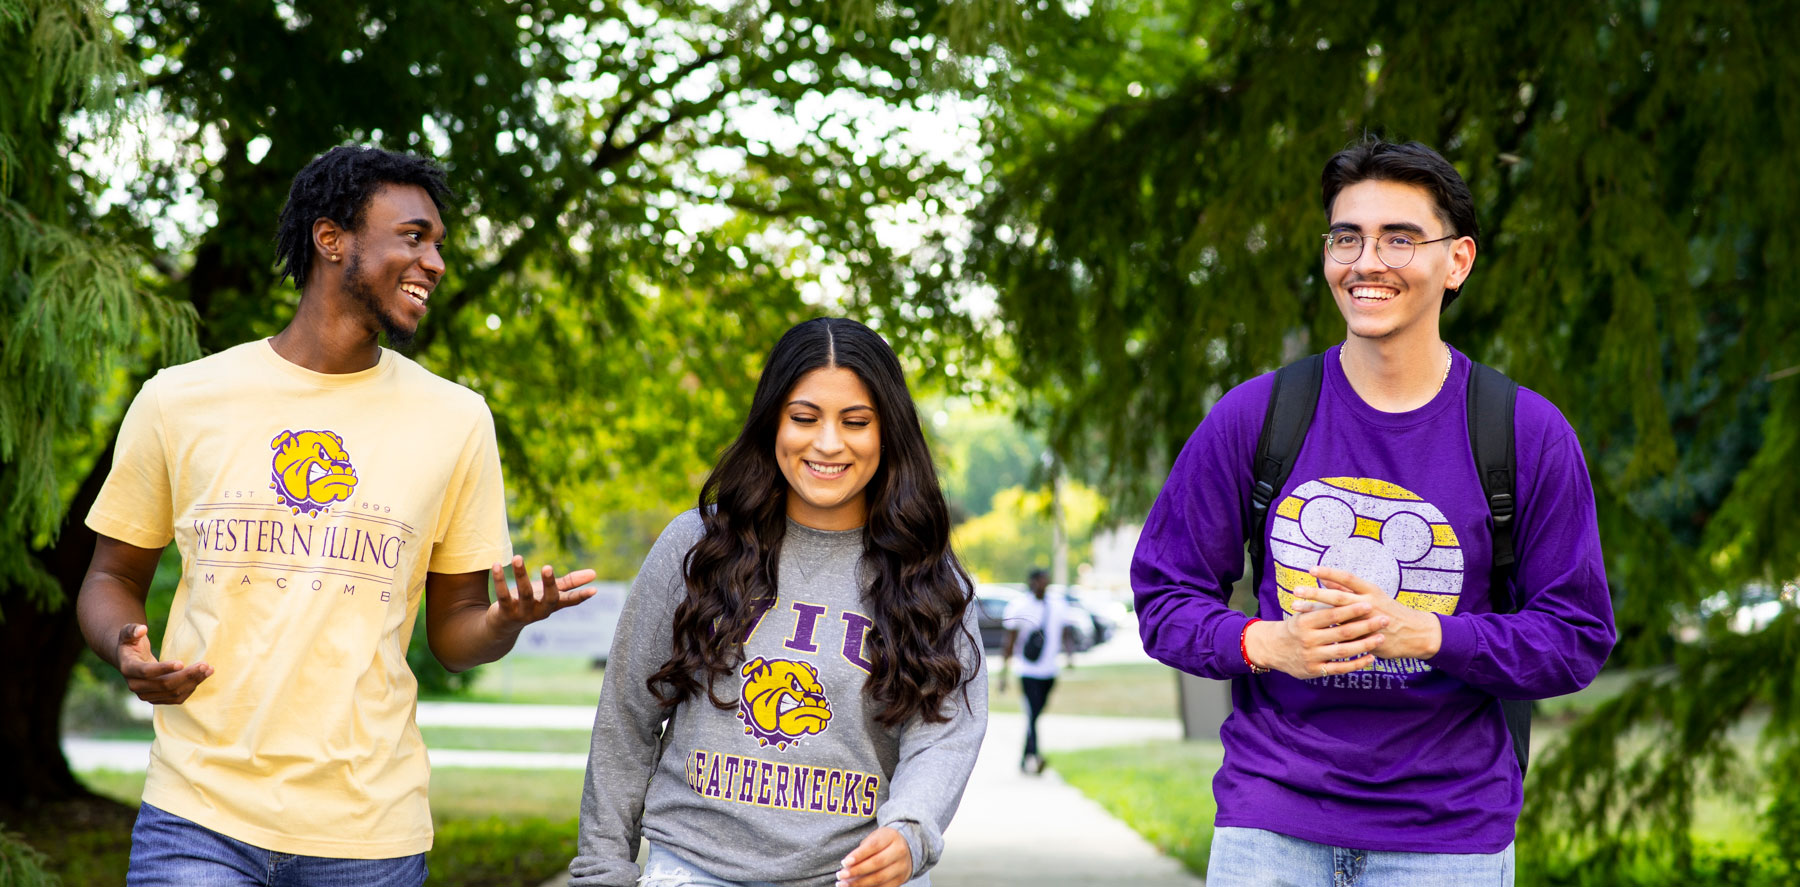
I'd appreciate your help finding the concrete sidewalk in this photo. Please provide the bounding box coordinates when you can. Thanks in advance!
[538,711,1202,887]
[929,711,1202,887]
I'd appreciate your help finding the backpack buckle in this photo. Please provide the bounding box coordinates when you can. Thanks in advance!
[1489,491,1514,528]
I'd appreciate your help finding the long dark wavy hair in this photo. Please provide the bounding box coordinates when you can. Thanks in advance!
[646,317,977,727]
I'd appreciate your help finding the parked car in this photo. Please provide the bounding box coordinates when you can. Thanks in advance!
[974,583,1101,653]
[1068,587,1130,646]
[975,585,1022,651]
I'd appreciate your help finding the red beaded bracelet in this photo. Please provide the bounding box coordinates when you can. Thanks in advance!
[1241,618,1271,674]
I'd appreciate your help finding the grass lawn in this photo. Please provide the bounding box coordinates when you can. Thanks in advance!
[987,662,1180,719]
[55,767,585,887]
[1054,740,1223,876]
[421,726,594,754]
[1055,727,1777,883]
[425,655,605,705]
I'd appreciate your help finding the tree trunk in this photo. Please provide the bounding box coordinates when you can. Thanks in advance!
[0,439,112,814]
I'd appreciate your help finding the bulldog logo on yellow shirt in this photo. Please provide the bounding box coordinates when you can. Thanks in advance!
[269,430,358,516]
[736,657,832,750]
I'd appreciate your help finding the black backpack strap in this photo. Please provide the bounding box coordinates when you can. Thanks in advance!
[1468,361,1520,610]
[1467,361,1531,773]
[1248,353,1326,599]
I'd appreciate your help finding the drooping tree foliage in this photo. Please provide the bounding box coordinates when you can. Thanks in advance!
[0,0,196,811]
[956,0,1800,876]
[3,0,999,812]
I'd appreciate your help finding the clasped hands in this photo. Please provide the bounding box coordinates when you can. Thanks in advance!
[1242,566,1442,680]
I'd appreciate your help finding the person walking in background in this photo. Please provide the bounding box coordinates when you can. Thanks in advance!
[1132,138,1615,885]
[76,146,596,886]
[570,317,986,887]
[999,567,1072,775]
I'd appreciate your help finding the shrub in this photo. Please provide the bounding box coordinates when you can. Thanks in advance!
[0,828,61,887]
[427,816,576,887]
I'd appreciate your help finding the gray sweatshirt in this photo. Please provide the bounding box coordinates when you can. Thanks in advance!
[570,511,988,887]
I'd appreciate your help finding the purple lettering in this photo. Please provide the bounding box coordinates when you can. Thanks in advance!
[785,602,828,653]
[840,611,876,672]
[737,758,756,803]
[739,596,779,642]
[722,756,742,798]
[862,775,880,817]
[773,764,792,808]
[843,772,864,814]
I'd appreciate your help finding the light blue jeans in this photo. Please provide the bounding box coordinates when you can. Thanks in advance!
[1207,826,1513,887]
[639,842,930,887]
[127,802,426,887]
[640,843,790,887]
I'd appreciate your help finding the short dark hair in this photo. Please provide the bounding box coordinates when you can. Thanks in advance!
[274,146,452,288]
[1320,138,1478,307]
[1028,568,1049,583]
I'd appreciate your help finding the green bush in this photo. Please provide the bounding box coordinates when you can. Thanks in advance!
[60,653,139,735]
[427,816,575,887]
[1056,739,1794,886]
[409,612,481,697]
[0,828,60,887]
[1520,844,1795,886]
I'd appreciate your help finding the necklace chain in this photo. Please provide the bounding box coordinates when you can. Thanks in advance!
[1339,342,1453,395]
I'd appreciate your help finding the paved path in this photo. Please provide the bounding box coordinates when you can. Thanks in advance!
[66,701,603,772]
[79,625,1208,887]
[929,711,1202,887]
[534,711,1201,887]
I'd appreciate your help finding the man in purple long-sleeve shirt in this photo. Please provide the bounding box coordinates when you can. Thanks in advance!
[1131,139,1615,886]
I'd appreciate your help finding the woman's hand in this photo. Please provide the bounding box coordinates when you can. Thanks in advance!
[836,826,911,887]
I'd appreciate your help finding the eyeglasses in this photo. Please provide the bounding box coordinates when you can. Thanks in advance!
[1321,230,1458,268]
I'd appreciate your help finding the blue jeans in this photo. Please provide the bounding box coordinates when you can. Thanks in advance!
[128,802,427,887]
[1207,826,1513,887]
[638,843,793,887]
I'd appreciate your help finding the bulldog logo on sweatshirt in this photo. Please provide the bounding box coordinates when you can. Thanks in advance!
[737,657,833,750]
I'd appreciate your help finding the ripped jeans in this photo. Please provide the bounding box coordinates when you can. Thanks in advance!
[638,843,789,887]
[638,842,931,887]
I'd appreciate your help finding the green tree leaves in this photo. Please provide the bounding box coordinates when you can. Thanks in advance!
[962,0,1800,872]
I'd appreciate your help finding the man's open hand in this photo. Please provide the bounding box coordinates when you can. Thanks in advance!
[487,556,597,630]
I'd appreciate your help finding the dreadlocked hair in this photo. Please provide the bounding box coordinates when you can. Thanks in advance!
[273,146,451,288]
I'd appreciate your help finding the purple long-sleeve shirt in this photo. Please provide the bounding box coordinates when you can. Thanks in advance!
[1132,344,1615,853]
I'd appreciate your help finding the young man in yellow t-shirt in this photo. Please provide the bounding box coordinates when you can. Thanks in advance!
[76,146,595,886]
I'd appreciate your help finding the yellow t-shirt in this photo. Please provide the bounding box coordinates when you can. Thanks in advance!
[86,339,512,858]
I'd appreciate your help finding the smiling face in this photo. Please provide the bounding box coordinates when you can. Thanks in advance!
[774,366,881,531]
[1325,179,1475,345]
[335,183,445,346]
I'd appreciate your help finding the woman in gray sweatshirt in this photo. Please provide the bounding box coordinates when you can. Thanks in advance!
[571,318,987,887]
